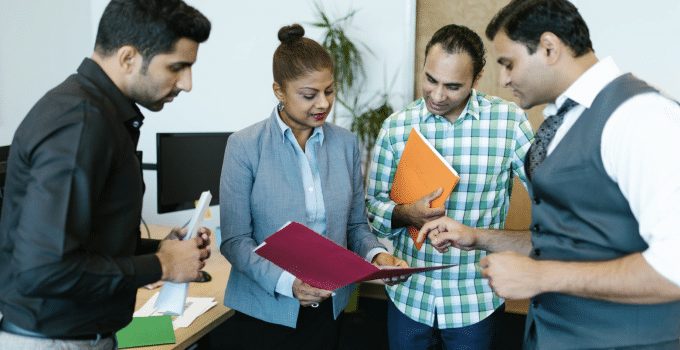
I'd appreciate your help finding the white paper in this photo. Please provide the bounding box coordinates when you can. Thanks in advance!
[134,292,217,329]
[154,191,212,316]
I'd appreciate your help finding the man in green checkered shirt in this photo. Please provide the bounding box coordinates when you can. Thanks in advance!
[366,24,533,349]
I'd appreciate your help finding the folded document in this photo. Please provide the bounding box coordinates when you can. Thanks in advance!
[135,292,217,329]
[254,221,455,291]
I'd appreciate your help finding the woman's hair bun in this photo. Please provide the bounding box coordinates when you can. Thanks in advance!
[278,24,305,44]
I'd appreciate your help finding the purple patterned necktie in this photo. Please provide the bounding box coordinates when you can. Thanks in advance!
[526,98,579,178]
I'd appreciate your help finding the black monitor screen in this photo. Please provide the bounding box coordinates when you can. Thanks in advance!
[0,145,9,216]
[156,133,231,214]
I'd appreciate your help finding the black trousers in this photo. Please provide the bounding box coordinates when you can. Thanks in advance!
[203,299,341,350]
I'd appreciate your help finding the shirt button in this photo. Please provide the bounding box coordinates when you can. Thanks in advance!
[532,224,540,233]
[308,187,314,192]
[533,197,541,205]
[532,299,540,308]
[533,248,541,257]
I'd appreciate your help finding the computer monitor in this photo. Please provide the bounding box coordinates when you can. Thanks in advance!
[156,133,231,214]
[0,145,10,216]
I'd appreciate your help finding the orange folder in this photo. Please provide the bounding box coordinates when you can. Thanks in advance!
[390,128,460,250]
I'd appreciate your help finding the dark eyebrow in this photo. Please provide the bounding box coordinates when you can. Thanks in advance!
[298,87,319,93]
[426,72,463,88]
[298,82,335,93]
[425,72,438,84]
[170,61,193,69]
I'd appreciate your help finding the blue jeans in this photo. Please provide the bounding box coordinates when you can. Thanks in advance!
[387,298,504,350]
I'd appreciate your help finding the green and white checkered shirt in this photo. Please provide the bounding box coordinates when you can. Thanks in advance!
[366,90,533,328]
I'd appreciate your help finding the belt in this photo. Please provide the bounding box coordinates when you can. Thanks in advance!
[0,320,112,341]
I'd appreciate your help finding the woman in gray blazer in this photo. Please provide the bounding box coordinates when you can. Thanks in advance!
[218,24,407,349]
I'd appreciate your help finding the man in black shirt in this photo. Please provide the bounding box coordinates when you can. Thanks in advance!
[0,1,212,348]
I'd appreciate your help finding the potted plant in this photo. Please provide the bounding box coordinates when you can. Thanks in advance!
[311,4,396,180]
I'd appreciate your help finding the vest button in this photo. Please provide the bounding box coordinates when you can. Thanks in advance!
[533,197,541,205]
[533,248,541,257]
[532,224,540,233]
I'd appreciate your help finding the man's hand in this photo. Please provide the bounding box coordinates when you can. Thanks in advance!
[480,251,544,299]
[165,227,212,259]
[393,188,446,229]
[156,233,211,283]
[166,227,211,244]
[417,217,477,253]
[372,252,409,285]
[293,279,333,307]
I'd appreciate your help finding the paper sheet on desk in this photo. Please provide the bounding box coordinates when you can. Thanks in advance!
[135,292,217,329]
[155,191,212,316]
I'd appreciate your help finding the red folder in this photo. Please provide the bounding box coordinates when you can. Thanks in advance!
[254,222,455,291]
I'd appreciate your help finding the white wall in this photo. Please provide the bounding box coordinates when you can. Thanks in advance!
[0,0,92,144]
[1,0,416,228]
[2,0,679,228]
[570,0,680,99]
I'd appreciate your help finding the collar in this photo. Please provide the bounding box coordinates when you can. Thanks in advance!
[77,58,144,125]
[422,89,480,123]
[273,106,325,146]
[544,56,622,117]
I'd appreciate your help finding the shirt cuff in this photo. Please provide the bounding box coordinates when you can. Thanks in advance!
[642,243,680,287]
[275,270,296,298]
[132,254,163,287]
[366,247,389,264]
[368,200,398,237]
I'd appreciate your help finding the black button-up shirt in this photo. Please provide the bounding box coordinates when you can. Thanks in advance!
[0,58,162,336]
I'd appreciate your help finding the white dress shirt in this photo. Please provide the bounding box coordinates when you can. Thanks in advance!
[544,57,680,287]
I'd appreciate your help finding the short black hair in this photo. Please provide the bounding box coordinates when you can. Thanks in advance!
[95,0,211,70]
[486,0,593,57]
[273,24,334,87]
[425,24,486,79]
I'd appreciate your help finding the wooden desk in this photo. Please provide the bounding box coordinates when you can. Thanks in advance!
[134,225,233,349]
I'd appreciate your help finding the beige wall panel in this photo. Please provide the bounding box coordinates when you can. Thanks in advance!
[415,0,546,231]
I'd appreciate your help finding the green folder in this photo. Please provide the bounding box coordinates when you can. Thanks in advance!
[116,316,176,348]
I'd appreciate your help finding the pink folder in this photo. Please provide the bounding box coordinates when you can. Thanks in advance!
[254,222,455,291]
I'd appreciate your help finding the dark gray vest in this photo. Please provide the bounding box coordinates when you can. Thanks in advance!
[525,74,680,349]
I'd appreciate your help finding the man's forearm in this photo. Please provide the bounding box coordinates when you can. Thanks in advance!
[476,228,532,255]
[538,253,680,304]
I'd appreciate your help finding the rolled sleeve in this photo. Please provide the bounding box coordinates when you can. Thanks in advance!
[366,127,400,237]
[511,109,534,188]
[643,240,680,287]
[602,94,680,287]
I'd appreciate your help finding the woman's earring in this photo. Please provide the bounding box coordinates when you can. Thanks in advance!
[277,101,285,112]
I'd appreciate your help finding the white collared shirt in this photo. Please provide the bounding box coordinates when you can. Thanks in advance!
[545,57,680,286]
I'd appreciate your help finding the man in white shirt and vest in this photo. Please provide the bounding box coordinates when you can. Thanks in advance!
[417,0,680,349]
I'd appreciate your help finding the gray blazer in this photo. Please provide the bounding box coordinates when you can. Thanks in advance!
[220,108,385,328]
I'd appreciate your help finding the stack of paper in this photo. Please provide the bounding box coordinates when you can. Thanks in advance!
[390,128,460,250]
[135,292,217,329]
